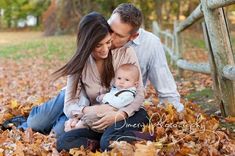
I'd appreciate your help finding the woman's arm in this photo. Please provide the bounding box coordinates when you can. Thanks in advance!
[64,74,90,118]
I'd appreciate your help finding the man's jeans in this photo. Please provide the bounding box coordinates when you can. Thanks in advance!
[19,89,67,137]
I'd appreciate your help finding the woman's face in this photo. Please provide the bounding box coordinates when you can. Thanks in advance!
[92,33,112,60]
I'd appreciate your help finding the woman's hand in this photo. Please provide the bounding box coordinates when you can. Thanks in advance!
[92,111,127,131]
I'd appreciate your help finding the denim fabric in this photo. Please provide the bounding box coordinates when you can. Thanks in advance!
[56,128,102,151]
[20,89,67,137]
[56,108,149,151]
[100,108,149,151]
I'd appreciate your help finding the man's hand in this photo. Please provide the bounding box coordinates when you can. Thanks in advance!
[92,111,127,131]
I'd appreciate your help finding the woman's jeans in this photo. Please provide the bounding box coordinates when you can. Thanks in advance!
[19,89,68,137]
[56,108,149,151]
[20,89,150,151]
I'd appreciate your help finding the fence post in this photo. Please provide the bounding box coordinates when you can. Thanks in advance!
[202,22,226,115]
[173,20,184,77]
[201,0,235,116]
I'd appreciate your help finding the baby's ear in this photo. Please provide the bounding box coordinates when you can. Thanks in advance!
[135,81,139,87]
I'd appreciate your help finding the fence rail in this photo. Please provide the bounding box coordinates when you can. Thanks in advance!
[152,0,235,116]
[207,0,235,9]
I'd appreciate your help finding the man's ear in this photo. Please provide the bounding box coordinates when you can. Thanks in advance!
[129,32,139,41]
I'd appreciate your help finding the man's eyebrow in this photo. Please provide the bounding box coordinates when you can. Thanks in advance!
[114,32,125,37]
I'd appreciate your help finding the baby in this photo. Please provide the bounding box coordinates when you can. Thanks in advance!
[64,63,140,132]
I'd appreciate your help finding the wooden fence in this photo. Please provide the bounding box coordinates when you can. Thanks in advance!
[152,0,235,117]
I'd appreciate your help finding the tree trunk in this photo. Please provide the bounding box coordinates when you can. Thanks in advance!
[176,0,181,20]
[155,0,163,27]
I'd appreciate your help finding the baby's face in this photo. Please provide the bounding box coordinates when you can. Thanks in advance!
[114,69,138,89]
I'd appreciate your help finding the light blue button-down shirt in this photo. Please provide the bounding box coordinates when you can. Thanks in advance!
[125,28,181,106]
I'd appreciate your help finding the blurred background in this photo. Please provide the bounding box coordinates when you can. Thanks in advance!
[0,0,234,35]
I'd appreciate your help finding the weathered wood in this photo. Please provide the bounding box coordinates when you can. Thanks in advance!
[202,0,235,116]
[202,22,226,115]
[176,4,203,33]
[163,45,211,74]
[176,60,211,74]
[163,45,178,61]
[159,31,173,40]
[207,0,235,9]
[152,21,161,37]
[223,65,235,80]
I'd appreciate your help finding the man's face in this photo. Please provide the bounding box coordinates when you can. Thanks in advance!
[108,13,136,49]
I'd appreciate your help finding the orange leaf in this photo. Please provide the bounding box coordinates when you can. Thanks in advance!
[225,116,235,123]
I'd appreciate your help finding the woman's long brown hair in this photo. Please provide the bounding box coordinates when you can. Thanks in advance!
[53,12,115,98]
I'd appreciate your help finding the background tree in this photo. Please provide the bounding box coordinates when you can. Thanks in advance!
[0,0,49,28]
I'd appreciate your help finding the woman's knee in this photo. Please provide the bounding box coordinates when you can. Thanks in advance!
[27,115,51,133]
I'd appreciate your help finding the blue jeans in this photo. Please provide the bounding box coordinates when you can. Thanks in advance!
[56,108,149,151]
[20,89,67,137]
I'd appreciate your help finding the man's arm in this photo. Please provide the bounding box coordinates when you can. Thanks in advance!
[148,37,184,112]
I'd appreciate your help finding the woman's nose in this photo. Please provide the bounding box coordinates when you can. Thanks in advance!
[103,45,109,52]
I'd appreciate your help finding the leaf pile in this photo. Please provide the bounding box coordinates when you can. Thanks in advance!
[1,57,235,155]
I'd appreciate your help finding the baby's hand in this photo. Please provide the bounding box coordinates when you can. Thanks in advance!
[99,94,105,101]
[64,118,79,132]
[74,120,87,129]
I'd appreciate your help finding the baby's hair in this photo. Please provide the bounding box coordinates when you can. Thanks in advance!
[117,63,139,81]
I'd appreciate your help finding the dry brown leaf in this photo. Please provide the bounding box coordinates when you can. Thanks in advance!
[134,141,157,156]
[225,116,235,123]
[14,141,25,156]
[110,141,134,156]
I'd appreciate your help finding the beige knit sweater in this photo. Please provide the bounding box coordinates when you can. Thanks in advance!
[64,47,144,118]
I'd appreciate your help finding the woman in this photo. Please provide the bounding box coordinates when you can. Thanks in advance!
[54,12,150,151]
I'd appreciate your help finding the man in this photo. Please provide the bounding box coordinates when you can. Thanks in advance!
[108,4,183,111]
[17,3,183,150]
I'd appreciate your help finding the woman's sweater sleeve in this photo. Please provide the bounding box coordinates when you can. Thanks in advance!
[118,47,145,117]
[64,74,90,118]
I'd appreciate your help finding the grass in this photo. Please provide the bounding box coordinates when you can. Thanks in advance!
[186,88,213,101]
[186,87,220,115]
[0,32,76,60]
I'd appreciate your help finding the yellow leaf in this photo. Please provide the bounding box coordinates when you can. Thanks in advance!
[0,148,4,156]
[10,99,19,109]
[88,151,102,156]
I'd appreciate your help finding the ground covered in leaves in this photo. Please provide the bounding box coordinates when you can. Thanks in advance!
[1,32,235,156]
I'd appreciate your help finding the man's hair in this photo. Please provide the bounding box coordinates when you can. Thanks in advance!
[112,3,142,34]
[117,63,139,81]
